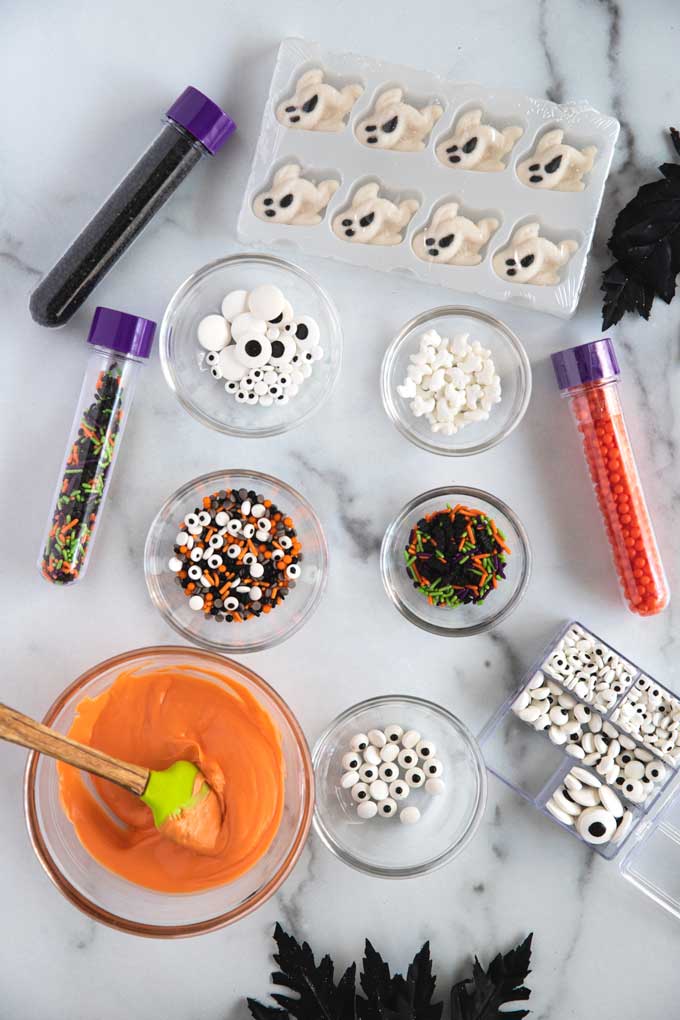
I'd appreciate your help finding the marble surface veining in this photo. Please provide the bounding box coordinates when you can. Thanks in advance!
[1,1,680,1017]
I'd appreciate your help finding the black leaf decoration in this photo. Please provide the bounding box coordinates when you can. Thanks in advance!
[450,934,533,1020]
[357,940,443,1020]
[247,925,533,1020]
[247,922,357,1020]
[601,127,680,329]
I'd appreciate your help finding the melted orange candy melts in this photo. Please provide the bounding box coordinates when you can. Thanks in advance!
[58,665,285,893]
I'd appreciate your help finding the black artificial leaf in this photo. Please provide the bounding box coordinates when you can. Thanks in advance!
[601,127,680,327]
[247,923,357,1020]
[601,262,655,329]
[358,940,443,1020]
[450,933,533,1020]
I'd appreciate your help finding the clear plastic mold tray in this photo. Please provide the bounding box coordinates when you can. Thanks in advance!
[479,620,680,922]
[238,39,620,319]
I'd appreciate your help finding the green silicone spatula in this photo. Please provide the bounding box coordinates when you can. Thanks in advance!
[0,702,221,854]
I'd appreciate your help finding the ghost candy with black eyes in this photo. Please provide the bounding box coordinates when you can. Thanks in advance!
[517,129,597,192]
[253,164,339,226]
[332,182,419,246]
[436,109,523,172]
[355,87,443,152]
[276,68,363,132]
[412,202,499,266]
[492,222,579,286]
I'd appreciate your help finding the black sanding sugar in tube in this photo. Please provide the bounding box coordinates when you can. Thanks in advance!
[30,87,236,328]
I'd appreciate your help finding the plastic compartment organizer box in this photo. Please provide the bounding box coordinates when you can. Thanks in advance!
[480,620,680,923]
[239,38,620,319]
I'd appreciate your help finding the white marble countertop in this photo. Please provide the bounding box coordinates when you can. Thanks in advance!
[2,1,680,1016]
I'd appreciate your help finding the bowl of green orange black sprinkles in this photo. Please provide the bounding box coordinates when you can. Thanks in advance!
[380,486,531,636]
[144,469,328,653]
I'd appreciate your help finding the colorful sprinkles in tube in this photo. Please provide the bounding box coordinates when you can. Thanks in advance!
[404,504,510,607]
[41,364,124,584]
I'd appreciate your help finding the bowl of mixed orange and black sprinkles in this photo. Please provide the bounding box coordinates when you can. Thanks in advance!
[144,469,328,653]
[380,486,531,637]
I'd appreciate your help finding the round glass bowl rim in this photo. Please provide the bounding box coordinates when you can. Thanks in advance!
[144,468,329,654]
[380,305,532,457]
[159,252,343,438]
[23,645,315,939]
[380,485,532,637]
[312,694,487,879]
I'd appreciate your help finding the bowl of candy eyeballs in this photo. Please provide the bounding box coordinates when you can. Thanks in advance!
[381,306,531,456]
[144,469,328,654]
[313,695,487,878]
[160,254,342,437]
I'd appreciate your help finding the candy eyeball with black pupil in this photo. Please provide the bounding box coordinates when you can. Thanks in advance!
[416,740,436,759]
[342,751,361,771]
[378,762,398,782]
[289,315,320,350]
[184,513,198,528]
[210,366,223,379]
[224,595,239,612]
[405,767,425,787]
[389,780,409,800]
[351,782,370,803]
[197,511,211,526]
[378,798,397,817]
[224,379,238,393]
[235,333,272,369]
[359,763,377,781]
[205,351,220,366]
[351,733,369,752]
[268,334,296,366]
[398,748,417,769]
[190,547,203,563]
[425,759,443,777]
[235,390,248,402]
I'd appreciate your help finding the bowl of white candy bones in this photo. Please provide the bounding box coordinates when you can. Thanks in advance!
[160,253,342,437]
[381,306,531,456]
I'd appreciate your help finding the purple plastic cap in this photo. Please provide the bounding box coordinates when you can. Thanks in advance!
[166,86,236,155]
[551,338,620,391]
[87,307,156,359]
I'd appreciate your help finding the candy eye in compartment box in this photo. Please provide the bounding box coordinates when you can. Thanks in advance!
[479,620,680,923]
[238,38,619,319]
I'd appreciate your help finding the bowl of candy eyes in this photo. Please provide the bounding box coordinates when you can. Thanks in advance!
[381,307,532,456]
[312,696,487,878]
[159,254,342,437]
[144,469,328,654]
[381,485,531,637]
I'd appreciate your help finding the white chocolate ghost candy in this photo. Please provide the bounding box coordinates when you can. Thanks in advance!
[355,88,443,152]
[517,129,597,191]
[493,222,579,286]
[253,164,339,225]
[436,109,523,172]
[412,202,499,266]
[332,182,419,246]
[276,69,363,133]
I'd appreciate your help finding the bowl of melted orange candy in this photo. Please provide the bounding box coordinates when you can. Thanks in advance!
[25,647,313,937]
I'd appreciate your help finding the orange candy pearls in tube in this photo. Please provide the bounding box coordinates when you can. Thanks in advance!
[552,338,669,616]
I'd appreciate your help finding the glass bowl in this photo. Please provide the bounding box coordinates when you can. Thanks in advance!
[24,646,314,938]
[313,695,486,878]
[144,470,328,654]
[159,253,342,437]
[381,306,531,456]
[381,486,531,637]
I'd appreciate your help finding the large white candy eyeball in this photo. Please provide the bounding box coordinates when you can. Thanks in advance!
[423,758,443,778]
[398,748,418,769]
[405,766,425,789]
[384,724,404,743]
[231,312,268,340]
[389,779,409,800]
[197,314,230,351]
[248,284,286,323]
[351,782,370,803]
[218,345,248,381]
[350,733,369,752]
[576,806,617,844]
[284,315,320,349]
[221,289,249,321]
[416,739,436,760]
[268,335,297,366]
[359,763,378,782]
[378,762,399,782]
[234,333,272,369]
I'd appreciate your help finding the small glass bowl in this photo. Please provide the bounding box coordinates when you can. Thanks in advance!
[144,470,328,654]
[313,695,486,878]
[24,646,314,937]
[381,486,531,637]
[159,253,342,437]
[381,306,531,456]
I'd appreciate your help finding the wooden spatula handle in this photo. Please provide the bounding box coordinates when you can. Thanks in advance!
[0,703,149,795]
